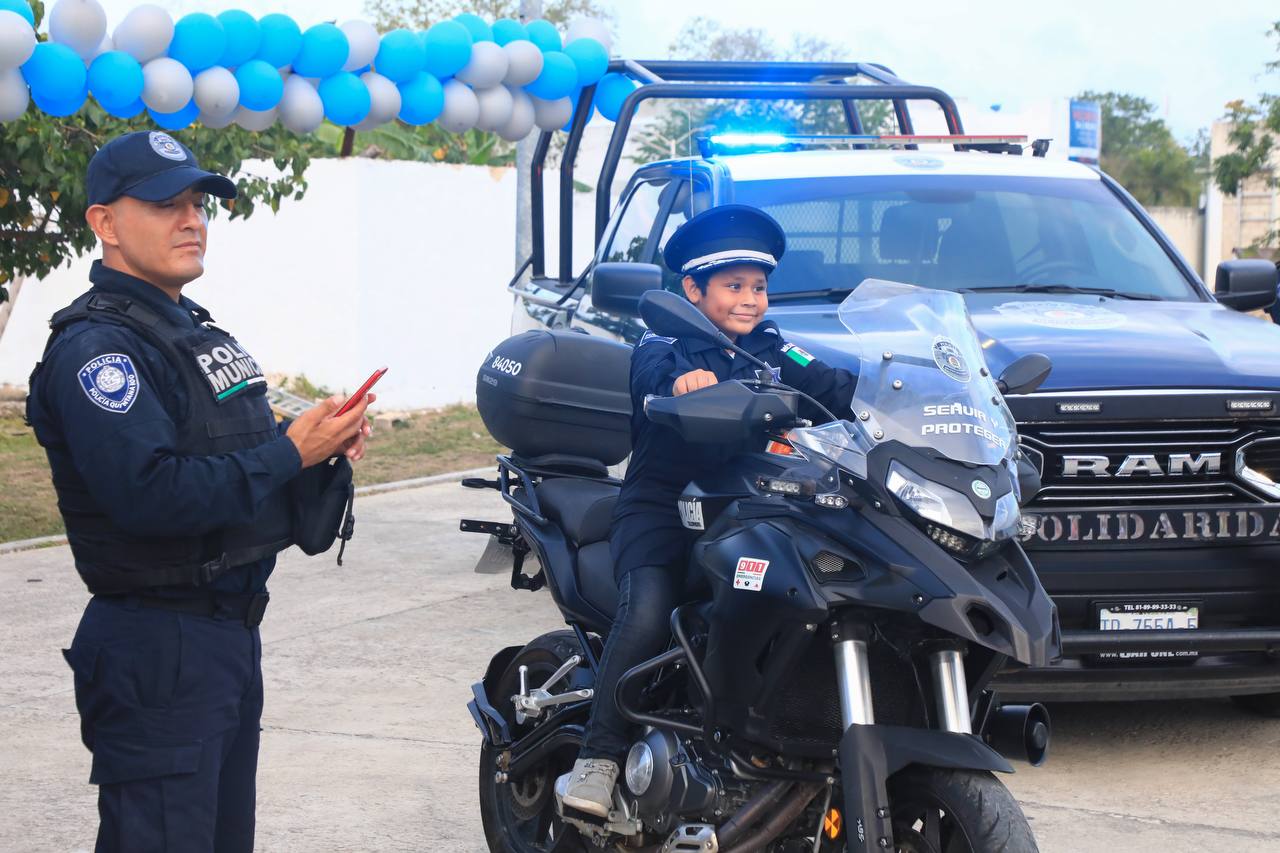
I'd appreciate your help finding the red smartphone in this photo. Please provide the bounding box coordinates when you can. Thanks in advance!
[336,367,387,416]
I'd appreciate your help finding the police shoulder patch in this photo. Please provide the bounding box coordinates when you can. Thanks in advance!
[640,330,677,346]
[77,353,141,414]
[781,342,815,367]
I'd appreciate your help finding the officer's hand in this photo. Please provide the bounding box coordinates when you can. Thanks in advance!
[673,370,718,396]
[341,420,373,462]
[287,393,376,468]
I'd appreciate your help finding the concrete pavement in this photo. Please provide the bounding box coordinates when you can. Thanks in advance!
[2,482,1278,852]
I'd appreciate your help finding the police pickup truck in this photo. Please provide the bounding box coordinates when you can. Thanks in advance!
[509,61,1280,713]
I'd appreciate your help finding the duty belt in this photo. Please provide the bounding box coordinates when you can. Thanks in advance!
[105,591,271,628]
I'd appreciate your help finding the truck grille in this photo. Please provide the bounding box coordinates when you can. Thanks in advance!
[1019,420,1280,508]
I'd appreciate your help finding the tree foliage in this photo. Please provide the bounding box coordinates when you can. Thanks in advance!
[364,0,609,32]
[631,17,894,165]
[315,123,516,165]
[1075,90,1203,207]
[1212,21,1280,207]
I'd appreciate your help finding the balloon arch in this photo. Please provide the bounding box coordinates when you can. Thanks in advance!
[0,0,641,139]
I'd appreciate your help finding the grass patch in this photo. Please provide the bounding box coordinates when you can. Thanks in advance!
[0,405,503,544]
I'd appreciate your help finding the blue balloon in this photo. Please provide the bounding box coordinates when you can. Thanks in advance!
[422,20,471,79]
[21,42,86,103]
[375,29,425,84]
[563,88,593,131]
[318,71,370,126]
[491,19,527,46]
[32,83,86,118]
[236,59,283,111]
[563,38,608,87]
[293,23,348,78]
[256,13,302,68]
[218,10,261,68]
[169,13,226,74]
[524,51,576,101]
[453,13,492,43]
[0,0,33,27]
[525,20,561,53]
[103,97,145,119]
[88,51,144,112]
[397,71,443,125]
[594,72,637,121]
[148,99,200,130]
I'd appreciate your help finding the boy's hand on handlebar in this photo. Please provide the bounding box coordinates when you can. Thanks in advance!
[674,370,718,396]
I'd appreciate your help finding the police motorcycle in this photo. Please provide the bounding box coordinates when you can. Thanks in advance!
[462,280,1059,853]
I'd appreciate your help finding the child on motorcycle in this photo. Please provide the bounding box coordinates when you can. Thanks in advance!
[561,204,859,818]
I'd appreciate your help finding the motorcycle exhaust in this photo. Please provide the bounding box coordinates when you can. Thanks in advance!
[983,703,1051,766]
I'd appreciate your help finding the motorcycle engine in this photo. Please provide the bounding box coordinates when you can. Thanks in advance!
[621,730,737,831]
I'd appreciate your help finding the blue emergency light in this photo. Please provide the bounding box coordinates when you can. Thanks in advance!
[698,132,1034,158]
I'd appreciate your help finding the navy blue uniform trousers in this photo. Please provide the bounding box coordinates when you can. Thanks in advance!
[64,597,263,853]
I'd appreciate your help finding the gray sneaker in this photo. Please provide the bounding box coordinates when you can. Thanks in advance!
[560,757,619,818]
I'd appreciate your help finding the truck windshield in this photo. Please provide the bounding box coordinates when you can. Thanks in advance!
[732,175,1198,301]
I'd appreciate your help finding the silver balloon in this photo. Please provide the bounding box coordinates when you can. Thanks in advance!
[340,19,379,73]
[141,57,193,114]
[497,87,535,142]
[49,0,108,59]
[193,66,238,120]
[85,32,113,64]
[199,108,236,129]
[113,4,174,64]
[438,79,479,133]
[356,71,400,130]
[501,39,542,87]
[531,94,572,132]
[473,84,513,132]
[0,10,36,71]
[565,16,613,53]
[279,74,323,133]
[455,40,507,90]
[0,66,30,122]
[234,105,277,131]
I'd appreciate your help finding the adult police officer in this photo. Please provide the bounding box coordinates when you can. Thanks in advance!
[25,131,373,852]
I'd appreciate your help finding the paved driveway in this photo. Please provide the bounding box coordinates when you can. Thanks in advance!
[2,482,1277,851]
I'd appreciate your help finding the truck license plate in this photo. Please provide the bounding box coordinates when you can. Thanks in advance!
[1096,602,1199,660]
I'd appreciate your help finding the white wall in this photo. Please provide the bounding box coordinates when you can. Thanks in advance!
[0,158,598,410]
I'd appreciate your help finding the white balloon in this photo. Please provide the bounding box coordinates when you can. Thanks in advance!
[473,84,512,132]
[455,40,507,90]
[565,16,612,53]
[356,71,400,130]
[531,94,572,132]
[0,10,36,71]
[85,32,113,64]
[193,66,238,119]
[141,57,193,114]
[340,19,379,73]
[50,0,108,59]
[114,4,173,64]
[279,74,323,133]
[0,66,30,121]
[199,108,236,129]
[234,104,277,131]
[501,39,542,87]
[438,79,479,133]
[497,88,535,142]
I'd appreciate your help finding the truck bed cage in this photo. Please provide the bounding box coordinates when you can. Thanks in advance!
[526,59,967,285]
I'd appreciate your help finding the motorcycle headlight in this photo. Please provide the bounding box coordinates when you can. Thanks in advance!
[886,462,987,540]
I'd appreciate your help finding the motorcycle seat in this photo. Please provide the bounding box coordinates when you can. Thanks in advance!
[535,478,620,546]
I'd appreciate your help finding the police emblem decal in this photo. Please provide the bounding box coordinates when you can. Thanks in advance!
[931,336,970,383]
[148,132,187,161]
[78,353,140,413]
[971,479,991,499]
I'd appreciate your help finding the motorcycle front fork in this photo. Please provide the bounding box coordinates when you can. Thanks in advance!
[833,634,971,733]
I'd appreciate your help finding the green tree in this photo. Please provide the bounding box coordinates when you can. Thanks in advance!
[1076,90,1203,207]
[364,0,608,30]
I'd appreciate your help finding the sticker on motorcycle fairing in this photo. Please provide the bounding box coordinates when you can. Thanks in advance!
[733,557,770,591]
[993,300,1126,330]
[971,479,992,499]
[781,343,814,367]
[678,498,705,531]
[193,339,266,403]
[932,336,970,383]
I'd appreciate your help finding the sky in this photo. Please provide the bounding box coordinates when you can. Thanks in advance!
[93,0,1280,140]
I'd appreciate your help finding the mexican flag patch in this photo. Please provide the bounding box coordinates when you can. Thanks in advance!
[782,342,814,367]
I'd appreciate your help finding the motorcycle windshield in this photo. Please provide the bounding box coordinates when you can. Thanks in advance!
[836,279,1016,468]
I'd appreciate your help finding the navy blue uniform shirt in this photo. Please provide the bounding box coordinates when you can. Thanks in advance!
[26,261,302,595]
[609,319,857,579]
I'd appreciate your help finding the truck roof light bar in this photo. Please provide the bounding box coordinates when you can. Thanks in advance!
[699,133,1030,156]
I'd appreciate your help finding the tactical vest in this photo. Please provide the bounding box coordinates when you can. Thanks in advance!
[29,291,294,594]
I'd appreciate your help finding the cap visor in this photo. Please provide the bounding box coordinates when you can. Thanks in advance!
[124,166,238,202]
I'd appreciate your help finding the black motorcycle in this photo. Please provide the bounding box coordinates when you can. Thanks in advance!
[462,280,1060,853]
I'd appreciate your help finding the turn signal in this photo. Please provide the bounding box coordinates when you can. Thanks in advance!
[824,807,842,840]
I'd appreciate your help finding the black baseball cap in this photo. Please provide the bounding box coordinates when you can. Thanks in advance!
[86,131,237,207]
[663,204,787,276]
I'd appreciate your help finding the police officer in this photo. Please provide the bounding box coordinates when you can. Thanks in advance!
[561,205,858,817]
[25,130,373,852]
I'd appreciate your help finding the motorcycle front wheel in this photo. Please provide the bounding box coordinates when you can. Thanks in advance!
[888,767,1038,853]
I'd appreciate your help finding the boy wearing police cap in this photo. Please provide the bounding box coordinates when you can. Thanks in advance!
[26,131,373,852]
[562,204,857,817]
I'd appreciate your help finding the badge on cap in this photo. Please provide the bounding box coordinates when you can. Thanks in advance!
[78,353,140,414]
[148,132,187,162]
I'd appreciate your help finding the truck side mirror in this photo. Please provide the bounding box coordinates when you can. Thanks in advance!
[590,263,663,317]
[1214,259,1278,312]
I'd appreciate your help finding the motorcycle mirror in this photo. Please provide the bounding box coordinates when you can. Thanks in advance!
[639,290,731,347]
[996,353,1052,396]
